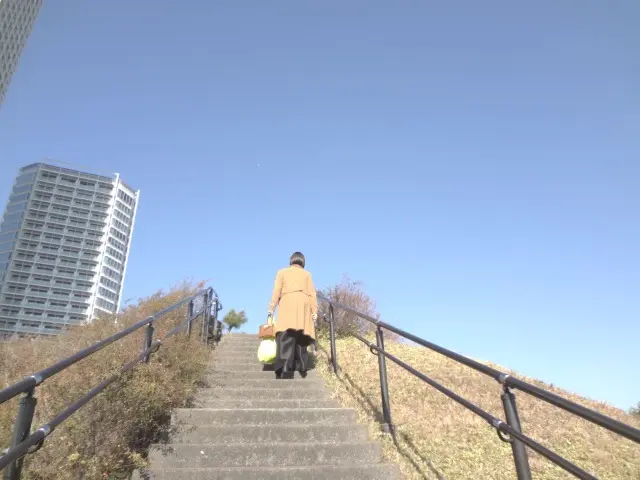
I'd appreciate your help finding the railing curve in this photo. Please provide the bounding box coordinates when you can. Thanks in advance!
[0,287,223,480]
[317,292,640,480]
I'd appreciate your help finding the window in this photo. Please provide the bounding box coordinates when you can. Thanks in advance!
[6,201,28,214]
[9,192,30,203]
[40,171,58,181]
[3,212,24,224]
[116,201,132,216]
[0,221,21,232]
[15,172,36,185]
[0,231,17,242]
[104,256,121,271]
[33,275,52,282]
[99,287,119,301]
[108,237,126,251]
[100,277,119,291]
[96,298,116,311]
[110,228,127,242]
[60,176,76,185]
[103,266,122,282]
[0,241,16,253]
[112,218,130,235]
[12,184,33,195]
[106,247,125,262]
[117,190,134,206]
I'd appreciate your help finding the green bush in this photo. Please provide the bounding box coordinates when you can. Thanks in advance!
[0,282,210,479]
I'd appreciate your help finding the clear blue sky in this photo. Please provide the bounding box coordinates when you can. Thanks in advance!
[1,1,638,409]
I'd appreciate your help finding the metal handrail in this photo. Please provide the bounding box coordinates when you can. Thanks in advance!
[0,287,223,480]
[317,292,640,480]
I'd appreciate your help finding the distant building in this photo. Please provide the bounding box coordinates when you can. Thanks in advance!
[0,0,43,107]
[0,162,140,337]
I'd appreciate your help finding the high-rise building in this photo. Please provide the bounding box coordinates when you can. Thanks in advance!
[0,0,43,107]
[0,162,140,337]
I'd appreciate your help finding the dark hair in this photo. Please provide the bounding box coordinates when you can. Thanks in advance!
[290,251,305,268]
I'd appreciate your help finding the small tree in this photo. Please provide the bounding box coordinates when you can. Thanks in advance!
[631,402,640,417]
[318,275,379,337]
[223,309,248,333]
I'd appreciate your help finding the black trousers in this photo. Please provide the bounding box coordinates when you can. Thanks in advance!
[274,329,314,377]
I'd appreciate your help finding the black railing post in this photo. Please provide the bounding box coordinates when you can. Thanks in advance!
[142,322,154,363]
[186,299,194,338]
[4,389,37,480]
[375,326,393,433]
[211,295,219,345]
[200,291,209,344]
[502,386,532,480]
[328,304,338,374]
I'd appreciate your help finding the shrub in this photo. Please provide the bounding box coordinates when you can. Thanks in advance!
[0,281,210,479]
[317,275,380,336]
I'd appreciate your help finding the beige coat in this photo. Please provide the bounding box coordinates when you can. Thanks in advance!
[268,265,318,339]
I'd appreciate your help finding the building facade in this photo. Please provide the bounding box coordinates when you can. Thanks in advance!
[0,163,140,337]
[0,0,43,107]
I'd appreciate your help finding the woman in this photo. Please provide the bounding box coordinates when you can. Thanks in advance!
[268,252,318,379]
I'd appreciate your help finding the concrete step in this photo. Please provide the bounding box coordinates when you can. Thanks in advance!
[173,408,356,426]
[134,464,400,479]
[210,360,266,367]
[170,423,368,444]
[204,370,320,381]
[192,399,339,409]
[193,387,328,400]
[218,338,260,345]
[213,351,265,358]
[215,344,262,351]
[206,363,277,372]
[219,338,261,344]
[203,377,325,389]
[147,442,382,468]
[211,355,264,363]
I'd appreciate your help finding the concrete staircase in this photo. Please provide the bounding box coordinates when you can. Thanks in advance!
[134,333,400,479]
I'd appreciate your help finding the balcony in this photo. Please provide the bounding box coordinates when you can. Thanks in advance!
[33,258,58,267]
[24,291,80,302]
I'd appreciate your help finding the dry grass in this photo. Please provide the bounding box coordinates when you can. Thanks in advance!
[0,282,211,479]
[315,334,640,480]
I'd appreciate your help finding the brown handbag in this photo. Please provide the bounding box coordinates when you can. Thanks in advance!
[258,316,275,339]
